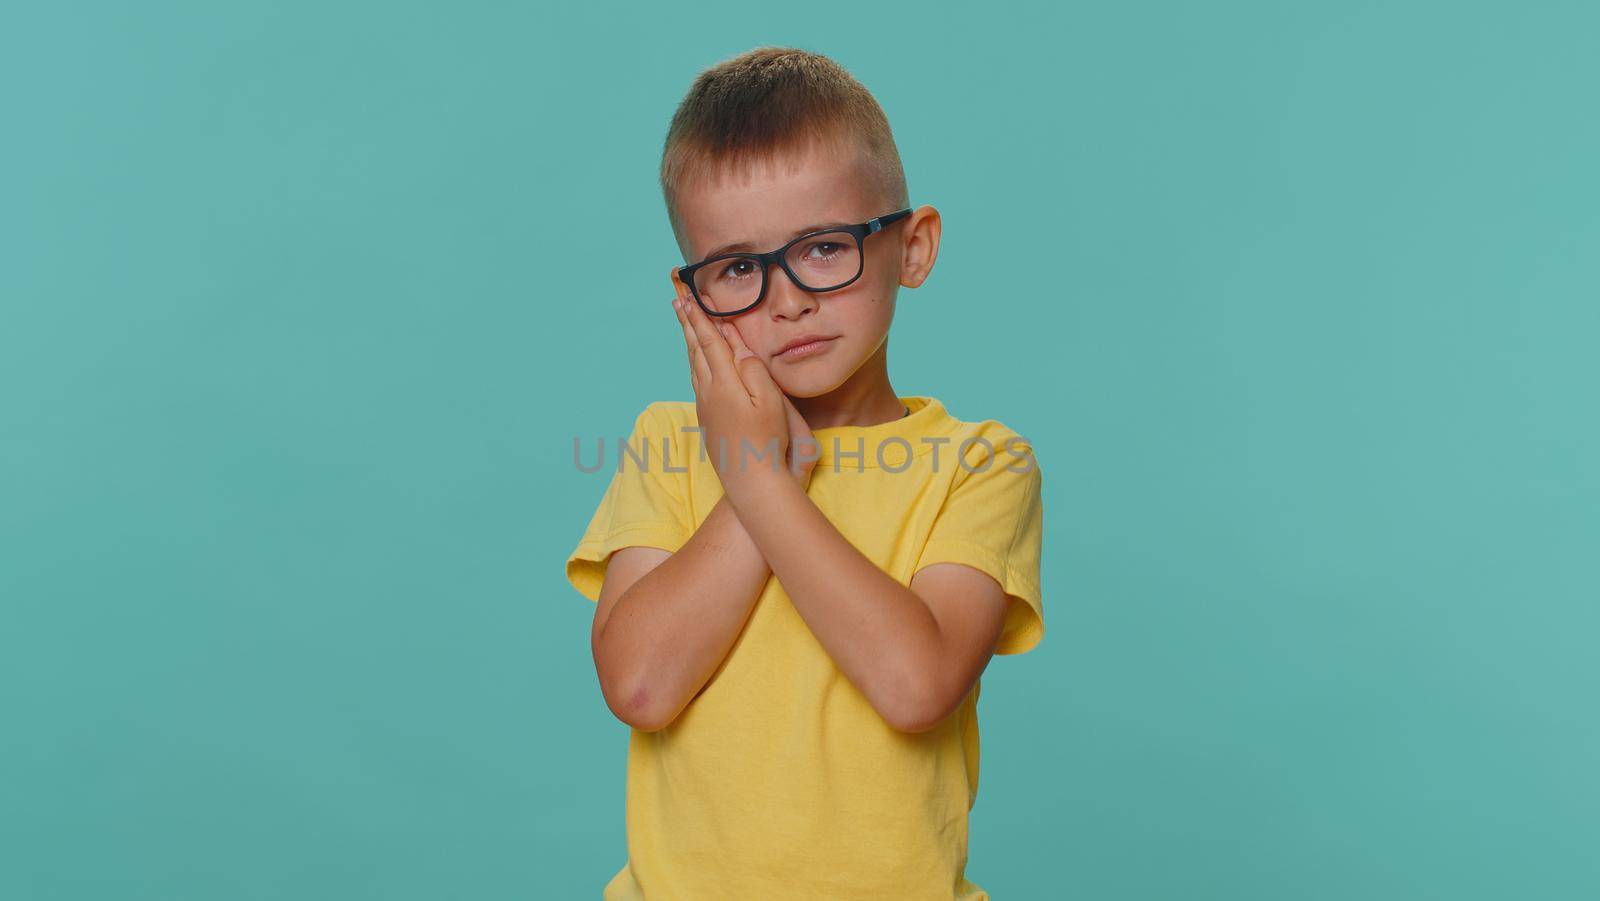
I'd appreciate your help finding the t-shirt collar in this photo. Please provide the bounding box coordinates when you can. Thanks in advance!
[806,395,960,470]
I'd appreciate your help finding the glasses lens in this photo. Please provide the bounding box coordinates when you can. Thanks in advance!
[785,230,861,291]
[692,256,763,314]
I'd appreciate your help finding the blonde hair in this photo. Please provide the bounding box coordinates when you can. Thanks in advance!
[660,46,909,257]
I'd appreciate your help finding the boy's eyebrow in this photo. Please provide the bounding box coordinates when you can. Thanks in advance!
[702,221,853,261]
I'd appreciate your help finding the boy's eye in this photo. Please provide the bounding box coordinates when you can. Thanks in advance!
[717,259,759,281]
[798,240,847,262]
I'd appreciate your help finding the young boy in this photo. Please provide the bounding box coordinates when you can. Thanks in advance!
[565,46,1045,900]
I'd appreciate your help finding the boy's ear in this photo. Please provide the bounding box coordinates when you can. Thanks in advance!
[898,205,942,289]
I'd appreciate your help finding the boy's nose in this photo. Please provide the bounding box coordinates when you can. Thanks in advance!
[764,262,820,320]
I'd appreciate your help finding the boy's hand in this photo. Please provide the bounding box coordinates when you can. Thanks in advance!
[672,290,797,496]
[702,311,819,491]
[706,318,819,491]
[779,390,819,491]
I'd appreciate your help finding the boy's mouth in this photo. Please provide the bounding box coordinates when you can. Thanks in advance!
[774,335,839,361]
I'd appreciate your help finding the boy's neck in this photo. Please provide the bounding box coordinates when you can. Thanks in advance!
[790,379,906,430]
[788,340,907,430]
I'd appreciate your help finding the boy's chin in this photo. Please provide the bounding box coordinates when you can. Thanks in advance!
[772,371,839,400]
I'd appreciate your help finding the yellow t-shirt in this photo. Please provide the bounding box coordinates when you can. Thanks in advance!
[565,395,1045,900]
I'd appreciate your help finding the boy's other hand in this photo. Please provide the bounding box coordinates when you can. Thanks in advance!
[699,309,817,491]
[710,310,818,491]
[779,391,818,491]
[672,293,795,496]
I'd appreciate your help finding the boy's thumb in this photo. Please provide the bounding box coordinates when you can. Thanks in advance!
[717,321,773,391]
[734,349,775,391]
[734,346,764,373]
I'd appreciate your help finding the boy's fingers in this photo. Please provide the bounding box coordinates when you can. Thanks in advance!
[681,293,741,391]
[719,321,775,398]
[718,320,755,359]
[675,297,710,392]
[671,299,686,383]
[673,298,696,391]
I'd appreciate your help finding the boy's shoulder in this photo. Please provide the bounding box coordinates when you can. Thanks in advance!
[642,399,697,423]
[934,399,1038,468]
[630,400,697,438]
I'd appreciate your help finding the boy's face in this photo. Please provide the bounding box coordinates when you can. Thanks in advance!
[671,143,936,399]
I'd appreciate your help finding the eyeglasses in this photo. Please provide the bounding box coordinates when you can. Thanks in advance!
[676,208,912,317]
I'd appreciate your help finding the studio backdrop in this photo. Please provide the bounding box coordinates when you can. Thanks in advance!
[4,2,1596,899]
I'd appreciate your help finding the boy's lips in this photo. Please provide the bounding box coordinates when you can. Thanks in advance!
[774,334,839,360]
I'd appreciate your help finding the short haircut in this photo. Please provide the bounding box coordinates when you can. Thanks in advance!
[660,46,910,259]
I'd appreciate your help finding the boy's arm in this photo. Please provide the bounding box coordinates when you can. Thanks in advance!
[721,472,1010,734]
[668,291,1010,733]
[590,493,770,732]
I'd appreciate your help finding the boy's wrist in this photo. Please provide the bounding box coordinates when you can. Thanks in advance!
[720,463,806,513]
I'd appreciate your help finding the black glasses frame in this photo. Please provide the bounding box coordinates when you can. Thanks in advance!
[677,208,913,317]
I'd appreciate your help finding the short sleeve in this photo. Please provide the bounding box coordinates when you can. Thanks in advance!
[564,403,694,603]
[913,438,1044,655]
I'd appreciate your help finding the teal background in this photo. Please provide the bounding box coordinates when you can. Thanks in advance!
[4,2,1596,898]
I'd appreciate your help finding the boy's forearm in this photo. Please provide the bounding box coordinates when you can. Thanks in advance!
[721,473,947,732]
[595,494,770,730]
